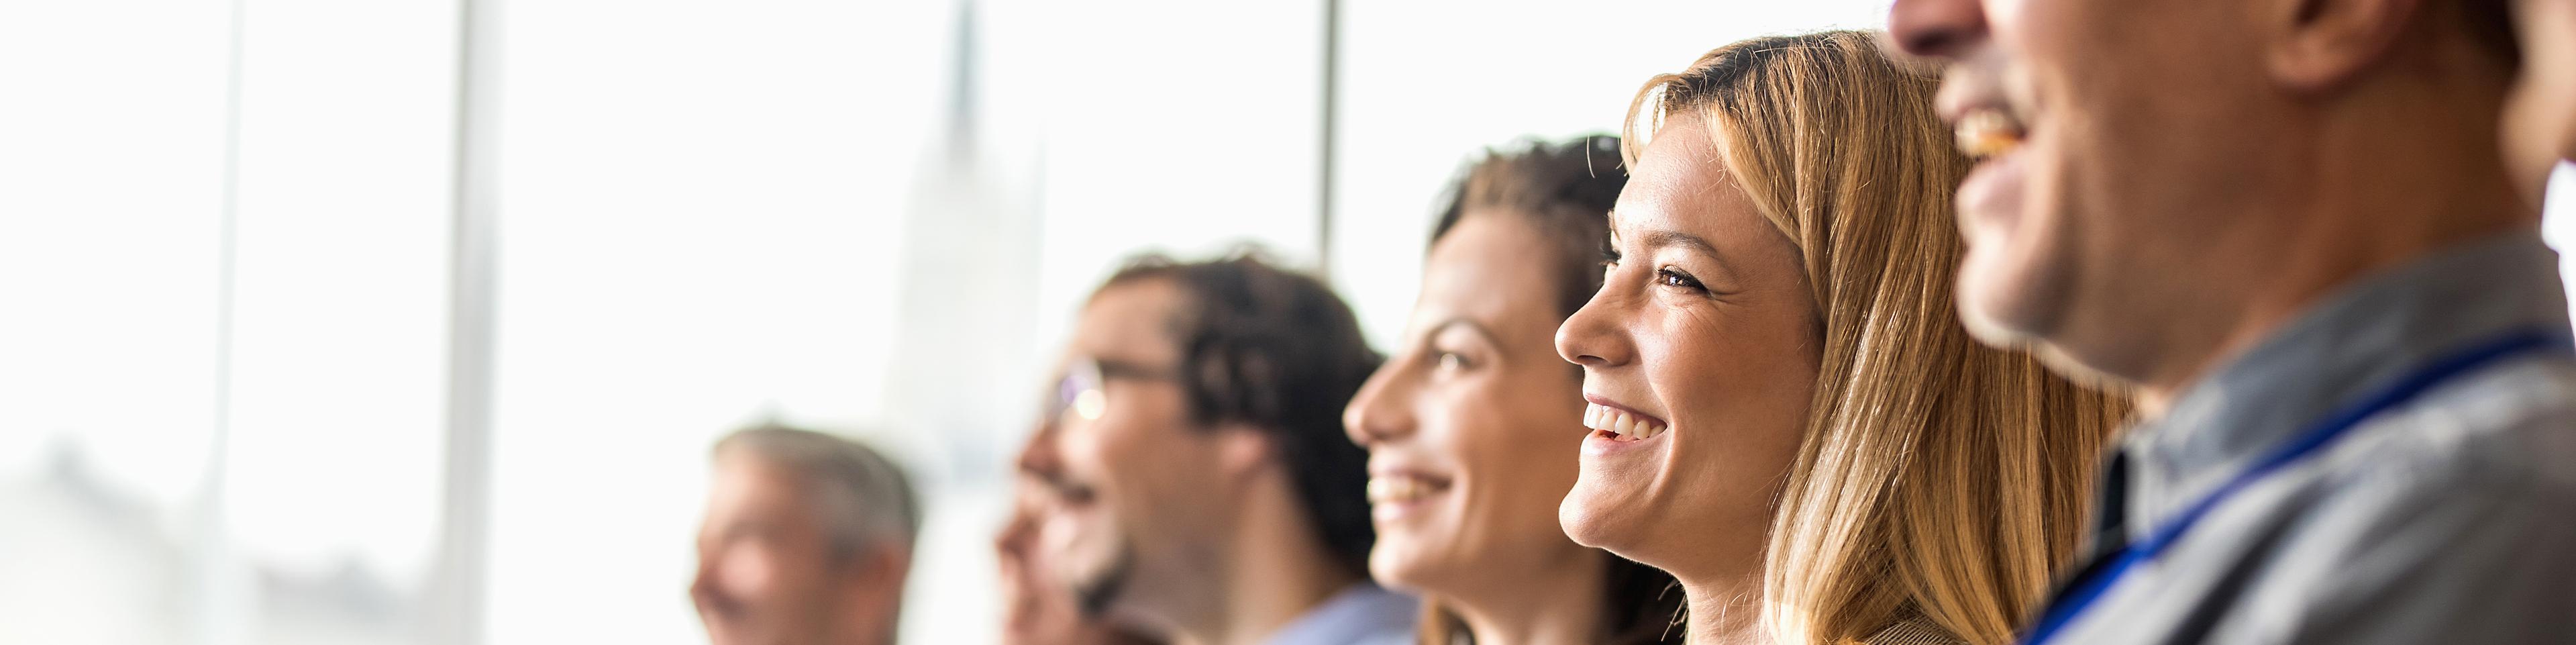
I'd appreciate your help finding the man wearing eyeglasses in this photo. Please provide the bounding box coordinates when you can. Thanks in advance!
[1017,252,1416,645]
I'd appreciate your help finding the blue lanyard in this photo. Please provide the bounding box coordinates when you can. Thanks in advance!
[2020,329,2575,645]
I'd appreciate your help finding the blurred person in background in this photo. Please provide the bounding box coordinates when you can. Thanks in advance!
[1342,137,1683,645]
[1553,31,2127,645]
[692,424,921,645]
[1002,419,1168,645]
[2505,0,2575,197]
[1019,252,1415,645]
[1890,0,2576,639]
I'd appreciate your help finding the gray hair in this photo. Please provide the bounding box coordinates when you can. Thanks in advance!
[713,424,922,556]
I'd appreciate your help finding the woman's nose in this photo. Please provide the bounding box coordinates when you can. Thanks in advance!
[1557,289,1633,368]
[1343,360,1419,447]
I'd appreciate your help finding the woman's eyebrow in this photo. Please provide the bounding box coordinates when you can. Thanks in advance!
[1425,317,1502,348]
[1641,229,1719,255]
[1639,227,1747,281]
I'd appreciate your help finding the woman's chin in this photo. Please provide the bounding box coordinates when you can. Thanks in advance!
[1557,481,1649,559]
[1366,536,1442,593]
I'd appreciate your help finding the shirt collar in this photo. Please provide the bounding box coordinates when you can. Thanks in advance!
[1260,583,1418,645]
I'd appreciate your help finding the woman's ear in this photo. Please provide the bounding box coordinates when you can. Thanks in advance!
[2264,0,2424,92]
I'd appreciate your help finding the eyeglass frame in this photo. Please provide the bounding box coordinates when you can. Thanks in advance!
[1047,355,1186,425]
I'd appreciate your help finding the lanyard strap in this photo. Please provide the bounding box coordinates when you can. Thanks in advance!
[2020,329,2575,645]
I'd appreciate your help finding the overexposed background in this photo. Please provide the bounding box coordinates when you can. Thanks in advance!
[3,1,2570,644]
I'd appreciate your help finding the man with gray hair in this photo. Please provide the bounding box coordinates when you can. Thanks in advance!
[692,424,921,645]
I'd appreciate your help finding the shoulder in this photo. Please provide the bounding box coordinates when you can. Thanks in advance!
[2287,356,2576,573]
[2328,356,2576,503]
[2217,358,2576,642]
[1861,616,1964,645]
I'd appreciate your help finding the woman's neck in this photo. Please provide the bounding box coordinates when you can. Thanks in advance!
[1446,550,1609,645]
[1678,573,1767,645]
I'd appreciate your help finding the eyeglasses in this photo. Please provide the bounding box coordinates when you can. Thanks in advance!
[1047,356,1182,424]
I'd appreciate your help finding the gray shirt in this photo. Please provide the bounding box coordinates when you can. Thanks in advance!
[2043,232,2576,644]
[1262,583,1418,645]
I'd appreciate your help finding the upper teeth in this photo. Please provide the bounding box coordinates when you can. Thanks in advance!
[1367,476,1440,504]
[1955,109,2024,160]
[1584,403,1667,441]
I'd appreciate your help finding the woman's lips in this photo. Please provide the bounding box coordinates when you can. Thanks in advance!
[1580,396,1669,441]
[1366,472,1451,522]
[1579,397,1670,457]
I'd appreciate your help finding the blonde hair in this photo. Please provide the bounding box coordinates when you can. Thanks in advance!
[1621,30,2127,645]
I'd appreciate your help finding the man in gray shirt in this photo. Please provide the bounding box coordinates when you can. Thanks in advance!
[1887,0,2576,642]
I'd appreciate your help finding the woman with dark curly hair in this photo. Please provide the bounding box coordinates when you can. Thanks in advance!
[1346,136,1685,645]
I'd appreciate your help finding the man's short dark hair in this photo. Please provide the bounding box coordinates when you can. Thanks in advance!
[1096,250,1382,577]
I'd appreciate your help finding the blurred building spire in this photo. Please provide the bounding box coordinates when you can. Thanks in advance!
[944,0,978,162]
[879,0,1041,498]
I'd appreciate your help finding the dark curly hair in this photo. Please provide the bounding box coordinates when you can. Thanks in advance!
[1098,250,1384,578]
[1419,136,1683,645]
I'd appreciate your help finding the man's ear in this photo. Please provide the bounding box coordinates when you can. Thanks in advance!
[2265,0,2425,91]
[838,540,913,618]
[1212,422,1278,481]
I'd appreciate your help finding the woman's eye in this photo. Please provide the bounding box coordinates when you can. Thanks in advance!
[1656,268,1707,291]
[1435,351,1470,371]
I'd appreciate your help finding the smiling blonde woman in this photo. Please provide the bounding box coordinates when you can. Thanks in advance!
[1553,30,2128,645]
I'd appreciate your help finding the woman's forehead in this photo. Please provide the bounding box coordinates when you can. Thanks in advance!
[1412,216,1564,332]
